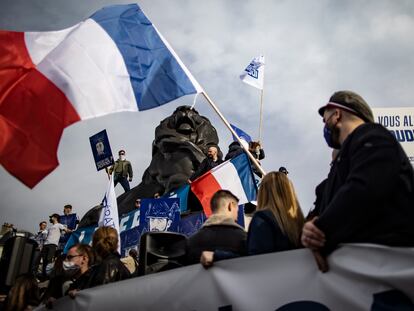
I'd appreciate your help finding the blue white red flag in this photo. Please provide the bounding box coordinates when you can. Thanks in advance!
[240,55,265,90]
[190,153,257,217]
[0,4,202,188]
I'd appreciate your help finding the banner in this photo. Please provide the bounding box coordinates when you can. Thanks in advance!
[59,213,78,246]
[63,225,97,253]
[41,244,414,311]
[119,209,141,256]
[89,129,114,171]
[164,185,190,213]
[139,198,181,234]
[373,107,414,163]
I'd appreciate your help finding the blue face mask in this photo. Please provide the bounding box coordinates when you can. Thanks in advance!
[323,125,338,148]
[323,113,341,149]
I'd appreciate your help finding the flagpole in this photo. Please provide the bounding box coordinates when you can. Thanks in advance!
[259,88,264,143]
[201,91,266,177]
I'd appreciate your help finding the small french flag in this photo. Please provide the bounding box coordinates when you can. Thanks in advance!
[190,153,257,217]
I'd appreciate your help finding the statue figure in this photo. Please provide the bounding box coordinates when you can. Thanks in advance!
[80,105,221,225]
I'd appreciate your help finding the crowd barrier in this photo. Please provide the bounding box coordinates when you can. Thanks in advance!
[35,244,414,311]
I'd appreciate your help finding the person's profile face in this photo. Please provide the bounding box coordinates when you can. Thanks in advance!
[40,222,47,230]
[207,147,217,158]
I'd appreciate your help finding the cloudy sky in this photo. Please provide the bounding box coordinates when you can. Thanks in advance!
[1,0,414,232]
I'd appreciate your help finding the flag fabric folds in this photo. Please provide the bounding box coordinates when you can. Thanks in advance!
[99,173,121,252]
[240,55,265,90]
[190,153,257,217]
[230,123,252,143]
[0,4,202,188]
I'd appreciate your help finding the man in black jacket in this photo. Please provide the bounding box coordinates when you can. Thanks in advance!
[186,190,246,266]
[190,145,223,181]
[302,90,414,258]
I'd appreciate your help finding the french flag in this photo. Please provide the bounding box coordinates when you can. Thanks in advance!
[0,4,202,188]
[190,153,257,217]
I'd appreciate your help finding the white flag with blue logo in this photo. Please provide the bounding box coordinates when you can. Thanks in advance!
[99,173,121,252]
[240,55,265,90]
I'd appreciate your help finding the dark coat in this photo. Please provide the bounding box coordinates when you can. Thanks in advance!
[225,142,244,161]
[88,253,131,287]
[190,157,223,181]
[247,210,295,255]
[186,214,247,264]
[315,123,414,254]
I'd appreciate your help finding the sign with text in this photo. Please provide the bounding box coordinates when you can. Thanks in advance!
[373,107,414,163]
[89,129,114,171]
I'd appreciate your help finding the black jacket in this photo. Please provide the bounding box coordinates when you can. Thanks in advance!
[247,210,295,255]
[225,142,244,161]
[88,253,131,287]
[186,214,246,264]
[190,157,223,181]
[315,123,414,254]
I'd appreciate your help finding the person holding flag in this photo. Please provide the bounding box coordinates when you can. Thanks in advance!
[81,173,130,289]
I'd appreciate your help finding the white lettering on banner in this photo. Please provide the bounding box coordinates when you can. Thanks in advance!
[38,244,414,311]
[119,216,130,232]
[131,210,140,228]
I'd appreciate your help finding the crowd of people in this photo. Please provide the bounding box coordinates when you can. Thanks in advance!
[1,90,414,310]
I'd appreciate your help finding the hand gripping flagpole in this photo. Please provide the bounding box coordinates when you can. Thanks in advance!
[201,91,266,177]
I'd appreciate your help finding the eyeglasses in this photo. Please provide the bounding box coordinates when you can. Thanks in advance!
[66,254,82,260]
[119,153,125,156]
[323,111,336,124]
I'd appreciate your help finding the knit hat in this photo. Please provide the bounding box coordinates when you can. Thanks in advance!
[318,90,374,123]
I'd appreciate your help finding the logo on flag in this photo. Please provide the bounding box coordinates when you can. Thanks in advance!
[240,55,265,90]
[0,4,203,188]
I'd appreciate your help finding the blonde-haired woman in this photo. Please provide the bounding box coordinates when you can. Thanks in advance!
[247,171,305,255]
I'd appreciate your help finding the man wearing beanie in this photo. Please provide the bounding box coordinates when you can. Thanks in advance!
[302,90,414,262]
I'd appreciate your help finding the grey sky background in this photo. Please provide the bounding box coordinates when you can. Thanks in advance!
[1,0,414,232]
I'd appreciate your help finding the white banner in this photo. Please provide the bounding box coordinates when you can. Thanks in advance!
[373,107,414,163]
[35,244,414,311]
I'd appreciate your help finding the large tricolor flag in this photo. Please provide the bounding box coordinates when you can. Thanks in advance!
[240,55,265,90]
[0,4,202,188]
[190,153,257,217]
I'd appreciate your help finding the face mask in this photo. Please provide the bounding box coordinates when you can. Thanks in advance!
[63,260,80,276]
[63,260,80,271]
[49,218,53,224]
[323,124,341,149]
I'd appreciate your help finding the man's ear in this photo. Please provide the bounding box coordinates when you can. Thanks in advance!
[227,203,232,212]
